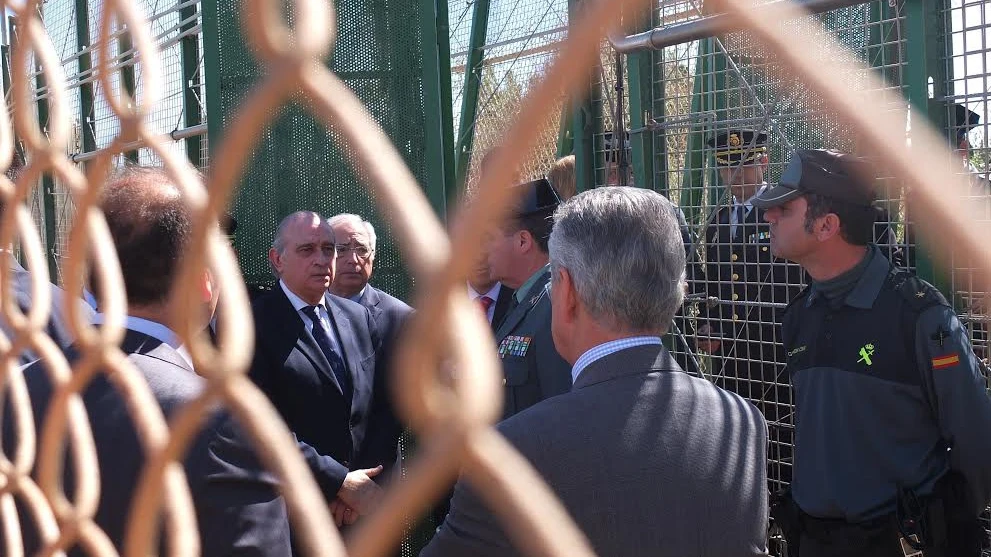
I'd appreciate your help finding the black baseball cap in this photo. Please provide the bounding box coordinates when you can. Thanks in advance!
[511,177,561,217]
[751,149,876,209]
[706,129,768,167]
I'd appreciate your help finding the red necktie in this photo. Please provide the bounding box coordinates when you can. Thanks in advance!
[477,296,494,316]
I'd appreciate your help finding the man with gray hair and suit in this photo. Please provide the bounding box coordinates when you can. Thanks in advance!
[422,186,770,557]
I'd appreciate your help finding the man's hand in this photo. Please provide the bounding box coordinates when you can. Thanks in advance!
[337,465,384,516]
[694,324,721,354]
[330,498,359,527]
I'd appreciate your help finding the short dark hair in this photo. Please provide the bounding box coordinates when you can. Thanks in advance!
[507,208,554,253]
[99,166,192,306]
[803,193,876,246]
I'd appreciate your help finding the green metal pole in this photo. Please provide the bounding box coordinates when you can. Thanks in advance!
[555,106,574,158]
[904,0,950,291]
[200,0,222,153]
[179,0,203,167]
[681,37,712,226]
[628,49,655,191]
[418,0,451,218]
[76,0,96,159]
[452,0,490,197]
[33,39,60,282]
[570,0,594,193]
[435,0,455,205]
[119,31,138,162]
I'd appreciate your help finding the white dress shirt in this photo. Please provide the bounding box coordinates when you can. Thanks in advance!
[730,184,768,238]
[571,336,663,384]
[467,282,502,324]
[280,280,342,352]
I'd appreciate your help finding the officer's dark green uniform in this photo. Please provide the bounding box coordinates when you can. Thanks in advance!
[494,178,572,419]
[753,150,991,557]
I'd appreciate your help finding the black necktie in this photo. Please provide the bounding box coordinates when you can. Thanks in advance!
[302,305,351,399]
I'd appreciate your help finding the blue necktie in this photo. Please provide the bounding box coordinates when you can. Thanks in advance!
[302,305,351,399]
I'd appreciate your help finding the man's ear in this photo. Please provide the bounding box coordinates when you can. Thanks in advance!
[557,266,579,320]
[518,229,534,253]
[268,247,282,274]
[817,213,842,241]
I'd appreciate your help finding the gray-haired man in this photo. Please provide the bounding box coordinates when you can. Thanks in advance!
[422,186,769,557]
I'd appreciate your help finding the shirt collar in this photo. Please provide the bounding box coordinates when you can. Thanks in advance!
[515,264,550,304]
[571,336,663,384]
[468,282,501,300]
[806,244,890,310]
[92,313,193,367]
[280,279,326,313]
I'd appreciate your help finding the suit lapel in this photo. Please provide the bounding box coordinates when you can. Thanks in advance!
[495,270,550,340]
[121,330,195,374]
[274,286,344,395]
[491,285,515,331]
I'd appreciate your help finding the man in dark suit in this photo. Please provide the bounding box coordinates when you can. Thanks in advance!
[423,186,769,557]
[250,211,394,527]
[4,167,291,556]
[486,178,572,419]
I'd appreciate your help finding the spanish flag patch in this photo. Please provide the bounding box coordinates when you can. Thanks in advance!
[931,354,961,370]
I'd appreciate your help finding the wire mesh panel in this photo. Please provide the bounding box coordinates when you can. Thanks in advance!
[452,0,569,189]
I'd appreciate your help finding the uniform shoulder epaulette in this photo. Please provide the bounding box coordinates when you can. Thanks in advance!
[890,268,950,312]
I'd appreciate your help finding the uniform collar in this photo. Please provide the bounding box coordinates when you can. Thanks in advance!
[515,264,550,304]
[807,244,890,310]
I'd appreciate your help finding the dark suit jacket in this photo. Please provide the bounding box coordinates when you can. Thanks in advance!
[4,330,291,556]
[356,285,411,472]
[489,283,515,331]
[422,344,769,557]
[250,286,386,499]
[5,259,93,365]
[493,268,571,419]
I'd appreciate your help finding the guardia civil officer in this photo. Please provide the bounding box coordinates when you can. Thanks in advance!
[486,177,571,419]
[755,149,991,557]
[691,129,801,487]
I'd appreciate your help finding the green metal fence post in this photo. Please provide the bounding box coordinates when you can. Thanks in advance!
[904,0,950,291]
[452,0,490,196]
[419,0,452,218]
[31,21,60,282]
[119,31,138,162]
[681,37,712,226]
[200,0,222,153]
[76,0,96,160]
[180,0,203,167]
[627,3,655,193]
[570,0,602,193]
[555,107,574,158]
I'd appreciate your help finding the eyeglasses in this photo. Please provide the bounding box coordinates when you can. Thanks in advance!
[335,244,373,259]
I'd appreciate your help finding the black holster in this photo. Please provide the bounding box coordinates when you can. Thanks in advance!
[770,487,802,554]
[898,471,986,557]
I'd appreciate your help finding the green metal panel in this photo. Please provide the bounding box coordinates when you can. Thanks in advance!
[180,0,203,167]
[452,0,490,196]
[555,106,574,158]
[569,0,601,193]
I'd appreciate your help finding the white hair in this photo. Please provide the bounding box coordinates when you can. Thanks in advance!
[548,187,686,333]
[327,213,376,252]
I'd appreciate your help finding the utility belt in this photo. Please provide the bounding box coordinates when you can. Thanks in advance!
[770,473,987,557]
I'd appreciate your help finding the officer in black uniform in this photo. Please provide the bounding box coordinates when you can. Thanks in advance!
[691,129,802,488]
[755,149,991,557]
